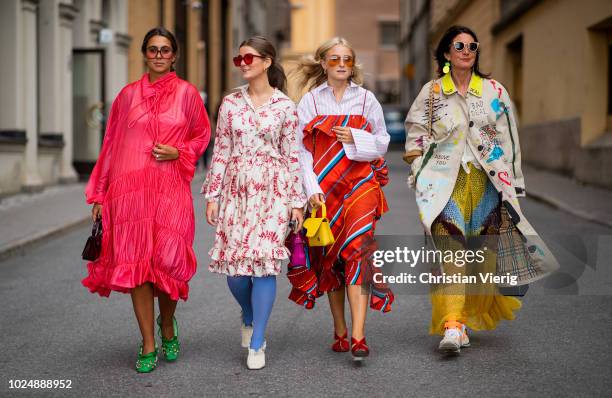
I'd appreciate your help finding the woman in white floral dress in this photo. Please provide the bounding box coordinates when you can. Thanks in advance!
[201,36,306,370]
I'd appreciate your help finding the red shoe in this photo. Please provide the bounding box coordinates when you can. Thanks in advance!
[351,337,369,361]
[331,331,350,352]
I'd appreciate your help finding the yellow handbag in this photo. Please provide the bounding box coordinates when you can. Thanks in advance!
[303,204,335,247]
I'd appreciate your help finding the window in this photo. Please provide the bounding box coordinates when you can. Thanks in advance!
[380,21,400,48]
[507,35,523,118]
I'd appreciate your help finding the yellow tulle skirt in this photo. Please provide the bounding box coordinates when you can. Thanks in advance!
[429,165,521,335]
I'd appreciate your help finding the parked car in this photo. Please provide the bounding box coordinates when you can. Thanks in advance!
[382,104,408,145]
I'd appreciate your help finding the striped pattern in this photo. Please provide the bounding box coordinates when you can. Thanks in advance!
[296,82,390,198]
[288,114,394,312]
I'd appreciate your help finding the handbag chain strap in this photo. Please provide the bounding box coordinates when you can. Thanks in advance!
[427,79,434,141]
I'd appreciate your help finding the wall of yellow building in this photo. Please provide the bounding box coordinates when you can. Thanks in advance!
[127,0,161,84]
[430,0,499,77]
[127,0,208,100]
[430,0,612,145]
[127,0,181,86]
[285,0,336,100]
[492,0,612,145]
[288,0,336,54]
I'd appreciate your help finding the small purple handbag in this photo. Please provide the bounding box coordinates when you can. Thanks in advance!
[287,231,306,267]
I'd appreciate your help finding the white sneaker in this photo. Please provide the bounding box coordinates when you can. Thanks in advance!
[460,326,470,348]
[439,322,469,353]
[247,346,266,370]
[241,323,253,348]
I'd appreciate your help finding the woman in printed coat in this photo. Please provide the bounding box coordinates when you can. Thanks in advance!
[404,25,558,354]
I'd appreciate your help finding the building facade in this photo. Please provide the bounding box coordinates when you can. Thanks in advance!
[0,0,130,196]
[400,0,612,189]
[399,0,430,108]
[285,0,401,104]
[0,0,289,197]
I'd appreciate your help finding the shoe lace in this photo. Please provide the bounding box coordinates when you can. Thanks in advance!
[444,320,464,339]
[445,328,461,338]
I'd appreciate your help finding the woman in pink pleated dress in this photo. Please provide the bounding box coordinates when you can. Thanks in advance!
[82,27,210,373]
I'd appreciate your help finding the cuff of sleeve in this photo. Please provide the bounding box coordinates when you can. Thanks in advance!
[342,141,358,160]
[291,194,308,208]
[303,171,323,199]
[85,195,104,205]
[176,142,197,181]
[85,191,105,205]
[204,194,220,202]
[350,128,371,155]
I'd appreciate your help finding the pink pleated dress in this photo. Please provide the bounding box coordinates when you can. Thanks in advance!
[82,72,210,301]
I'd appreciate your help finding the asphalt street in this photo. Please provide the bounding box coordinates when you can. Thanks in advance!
[1,149,612,397]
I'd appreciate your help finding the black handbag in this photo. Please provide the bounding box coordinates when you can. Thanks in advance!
[82,220,102,261]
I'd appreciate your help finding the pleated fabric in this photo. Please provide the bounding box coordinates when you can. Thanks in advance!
[430,164,521,334]
[82,72,211,301]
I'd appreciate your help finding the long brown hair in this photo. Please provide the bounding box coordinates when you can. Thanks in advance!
[240,36,287,93]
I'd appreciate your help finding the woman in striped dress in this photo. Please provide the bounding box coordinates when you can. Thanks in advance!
[291,37,394,362]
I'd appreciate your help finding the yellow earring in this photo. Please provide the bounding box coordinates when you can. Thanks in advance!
[443,61,451,74]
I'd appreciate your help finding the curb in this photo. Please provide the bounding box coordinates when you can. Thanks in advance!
[0,216,90,262]
[526,191,612,229]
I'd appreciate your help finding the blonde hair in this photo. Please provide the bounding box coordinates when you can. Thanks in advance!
[291,37,364,94]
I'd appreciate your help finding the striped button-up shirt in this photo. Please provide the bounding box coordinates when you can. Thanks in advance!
[296,81,390,198]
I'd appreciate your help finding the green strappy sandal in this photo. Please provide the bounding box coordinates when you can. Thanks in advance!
[136,344,158,373]
[157,315,180,362]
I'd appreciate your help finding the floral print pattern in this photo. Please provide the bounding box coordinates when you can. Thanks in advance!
[202,85,306,276]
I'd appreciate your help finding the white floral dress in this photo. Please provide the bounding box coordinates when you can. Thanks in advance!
[202,85,307,276]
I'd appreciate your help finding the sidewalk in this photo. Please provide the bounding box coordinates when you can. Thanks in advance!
[1,164,611,260]
[0,183,90,260]
[523,165,612,228]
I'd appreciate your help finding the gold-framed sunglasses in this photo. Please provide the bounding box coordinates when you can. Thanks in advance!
[326,55,354,67]
[452,41,479,53]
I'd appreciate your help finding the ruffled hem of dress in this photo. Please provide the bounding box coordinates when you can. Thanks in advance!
[82,258,190,301]
[209,257,282,277]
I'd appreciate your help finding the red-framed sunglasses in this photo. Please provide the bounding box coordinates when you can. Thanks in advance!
[233,53,265,67]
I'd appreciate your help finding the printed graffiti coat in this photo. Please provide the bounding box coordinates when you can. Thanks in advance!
[404,73,558,285]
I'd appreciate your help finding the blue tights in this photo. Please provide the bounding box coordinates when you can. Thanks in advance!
[226,275,276,350]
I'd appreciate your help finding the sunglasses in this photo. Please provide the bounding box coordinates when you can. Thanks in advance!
[326,55,354,67]
[452,41,479,53]
[145,46,173,59]
[233,53,265,67]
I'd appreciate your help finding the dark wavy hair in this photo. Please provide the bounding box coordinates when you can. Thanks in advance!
[240,36,287,93]
[141,27,179,71]
[434,25,489,78]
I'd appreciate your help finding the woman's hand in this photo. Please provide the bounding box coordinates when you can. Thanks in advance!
[290,208,304,233]
[92,203,102,222]
[206,201,219,226]
[332,126,354,143]
[308,193,324,209]
[152,143,179,161]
